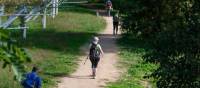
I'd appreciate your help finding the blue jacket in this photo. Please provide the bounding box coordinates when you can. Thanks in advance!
[23,72,42,88]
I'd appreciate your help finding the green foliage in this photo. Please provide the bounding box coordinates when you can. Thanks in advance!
[113,0,199,36]
[114,0,200,88]
[0,30,31,81]
[115,0,161,36]
[107,35,157,88]
[0,67,21,88]
[144,29,200,87]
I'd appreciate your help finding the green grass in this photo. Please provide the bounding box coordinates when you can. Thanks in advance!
[107,34,157,88]
[0,6,106,88]
[0,67,21,88]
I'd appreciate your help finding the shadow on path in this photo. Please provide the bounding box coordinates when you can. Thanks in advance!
[67,75,93,79]
[16,29,118,53]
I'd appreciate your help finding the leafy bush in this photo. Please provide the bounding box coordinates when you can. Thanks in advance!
[114,0,200,87]
[144,29,200,87]
[0,30,31,81]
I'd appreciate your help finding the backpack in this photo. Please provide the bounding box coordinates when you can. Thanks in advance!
[113,15,119,22]
[89,43,100,59]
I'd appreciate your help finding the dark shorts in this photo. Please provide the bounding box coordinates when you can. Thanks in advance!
[90,57,100,68]
[113,22,119,26]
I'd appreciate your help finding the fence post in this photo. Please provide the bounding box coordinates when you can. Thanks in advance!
[42,0,47,30]
[52,0,56,18]
[56,0,58,15]
[20,5,28,39]
[0,5,4,26]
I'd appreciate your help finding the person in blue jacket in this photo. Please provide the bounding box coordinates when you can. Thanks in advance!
[22,66,42,88]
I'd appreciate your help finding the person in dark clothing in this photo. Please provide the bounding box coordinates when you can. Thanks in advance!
[113,13,119,35]
[89,36,104,79]
[22,67,42,88]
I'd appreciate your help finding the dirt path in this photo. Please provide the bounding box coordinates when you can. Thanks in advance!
[57,16,121,88]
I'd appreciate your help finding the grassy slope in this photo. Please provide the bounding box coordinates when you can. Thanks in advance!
[0,6,106,88]
[107,34,157,88]
[0,67,22,88]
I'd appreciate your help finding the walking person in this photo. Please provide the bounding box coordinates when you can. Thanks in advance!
[21,66,42,88]
[88,36,104,79]
[113,13,119,35]
[105,0,112,16]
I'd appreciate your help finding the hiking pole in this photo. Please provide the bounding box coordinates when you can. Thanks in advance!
[83,56,89,64]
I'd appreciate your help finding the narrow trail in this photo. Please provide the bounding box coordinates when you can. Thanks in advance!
[58,15,121,88]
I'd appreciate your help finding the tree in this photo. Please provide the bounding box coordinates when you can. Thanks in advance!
[0,30,31,81]
[114,0,200,87]
[144,29,200,87]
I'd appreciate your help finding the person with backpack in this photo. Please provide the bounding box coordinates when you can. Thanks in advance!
[105,0,112,16]
[21,66,42,88]
[88,36,104,79]
[113,13,119,35]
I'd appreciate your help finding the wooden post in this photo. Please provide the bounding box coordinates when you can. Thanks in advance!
[108,9,110,16]
[56,0,58,15]
[20,5,28,39]
[42,0,47,30]
[42,9,47,30]
[96,10,99,16]
[0,5,4,26]
[22,27,27,39]
[52,0,56,18]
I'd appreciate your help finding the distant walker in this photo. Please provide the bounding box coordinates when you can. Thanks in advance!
[105,0,112,16]
[113,13,119,35]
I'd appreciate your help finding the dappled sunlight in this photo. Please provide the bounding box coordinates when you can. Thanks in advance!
[0,4,106,88]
